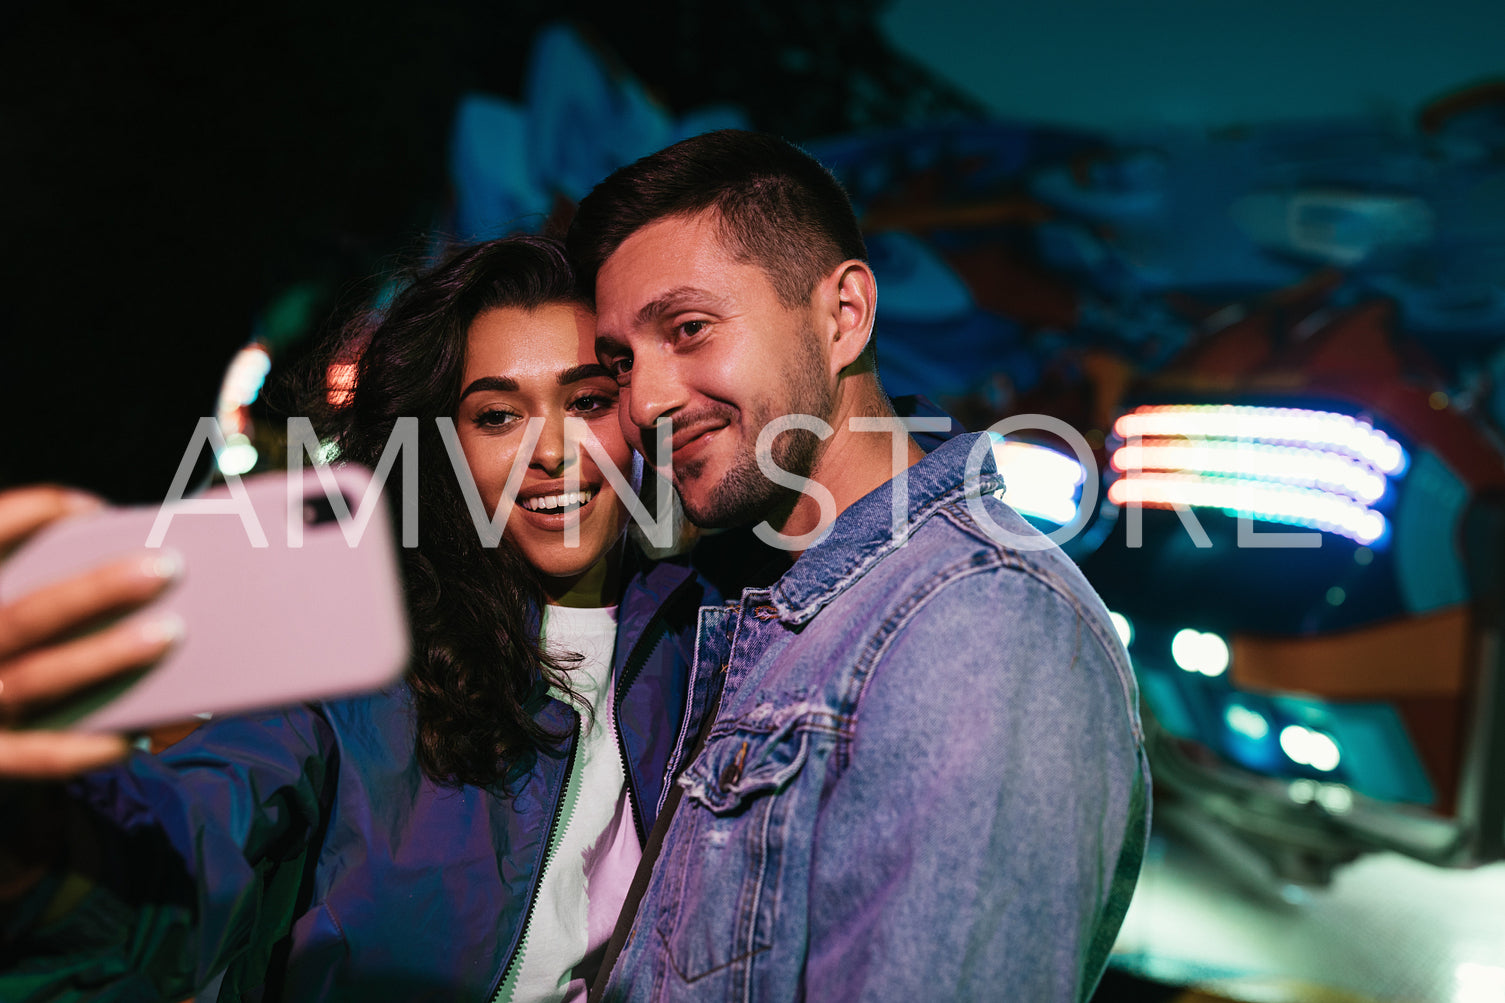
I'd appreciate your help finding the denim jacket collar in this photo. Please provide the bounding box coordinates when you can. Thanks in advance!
[771,432,1004,625]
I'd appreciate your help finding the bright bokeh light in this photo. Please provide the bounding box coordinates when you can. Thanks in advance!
[221,344,272,408]
[327,362,359,407]
[1316,784,1353,815]
[1456,963,1505,1003]
[1109,611,1133,648]
[215,345,272,444]
[1224,703,1270,740]
[216,406,248,438]
[217,433,259,477]
[1288,778,1319,804]
[1171,628,1230,677]
[991,438,1085,526]
[1279,724,1341,772]
[1108,403,1406,545]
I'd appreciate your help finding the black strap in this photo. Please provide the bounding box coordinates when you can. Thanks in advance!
[588,675,724,1002]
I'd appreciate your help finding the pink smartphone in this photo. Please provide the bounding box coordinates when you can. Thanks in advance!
[0,466,410,731]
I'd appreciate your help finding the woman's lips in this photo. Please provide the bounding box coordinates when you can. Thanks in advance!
[512,486,602,530]
[521,489,593,514]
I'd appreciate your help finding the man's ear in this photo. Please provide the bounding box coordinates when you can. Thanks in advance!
[823,260,876,374]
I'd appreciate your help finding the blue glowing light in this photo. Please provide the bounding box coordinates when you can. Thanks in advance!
[990,437,1086,526]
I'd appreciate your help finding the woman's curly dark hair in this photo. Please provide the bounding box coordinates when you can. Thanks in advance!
[299,235,590,789]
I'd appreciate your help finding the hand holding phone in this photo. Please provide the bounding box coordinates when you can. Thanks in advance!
[0,467,410,742]
[0,486,180,777]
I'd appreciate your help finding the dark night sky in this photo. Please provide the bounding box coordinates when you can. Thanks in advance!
[1,3,474,500]
[0,1,973,502]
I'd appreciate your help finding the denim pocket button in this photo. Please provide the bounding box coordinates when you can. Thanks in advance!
[717,740,749,789]
[684,722,809,815]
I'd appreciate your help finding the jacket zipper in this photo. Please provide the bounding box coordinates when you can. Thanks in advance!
[490,574,698,999]
[487,724,579,1003]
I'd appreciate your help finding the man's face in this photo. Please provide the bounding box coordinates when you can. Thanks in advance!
[594,211,833,528]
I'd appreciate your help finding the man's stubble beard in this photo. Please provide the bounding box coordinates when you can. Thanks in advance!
[676,328,833,530]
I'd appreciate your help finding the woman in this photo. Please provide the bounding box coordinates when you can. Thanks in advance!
[0,236,719,1001]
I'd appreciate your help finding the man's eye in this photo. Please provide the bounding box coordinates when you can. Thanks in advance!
[570,393,615,415]
[607,356,634,381]
[676,320,708,339]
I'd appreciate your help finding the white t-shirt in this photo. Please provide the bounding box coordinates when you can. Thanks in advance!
[496,604,643,1003]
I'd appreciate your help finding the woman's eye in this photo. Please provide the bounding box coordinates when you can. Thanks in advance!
[474,408,520,428]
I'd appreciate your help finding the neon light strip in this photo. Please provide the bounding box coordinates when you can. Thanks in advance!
[1113,405,1405,475]
[1107,472,1387,544]
[1111,441,1388,503]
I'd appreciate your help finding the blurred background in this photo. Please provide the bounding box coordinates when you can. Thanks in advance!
[6,2,1505,1001]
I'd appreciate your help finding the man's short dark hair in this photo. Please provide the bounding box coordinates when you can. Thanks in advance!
[566,130,867,311]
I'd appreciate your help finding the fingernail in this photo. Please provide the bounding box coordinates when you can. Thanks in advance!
[62,492,105,515]
[137,612,185,647]
[140,550,184,581]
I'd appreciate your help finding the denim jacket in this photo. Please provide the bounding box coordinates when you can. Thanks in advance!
[602,432,1151,1002]
[1,554,723,1002]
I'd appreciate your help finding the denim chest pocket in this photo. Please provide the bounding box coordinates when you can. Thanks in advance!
[655,702,831,986]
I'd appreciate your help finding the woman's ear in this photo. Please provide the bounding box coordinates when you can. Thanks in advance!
[827,260,877,373]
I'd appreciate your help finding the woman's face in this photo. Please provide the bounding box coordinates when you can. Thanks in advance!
[455,302,634,599]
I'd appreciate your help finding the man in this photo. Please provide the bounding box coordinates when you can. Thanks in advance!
[566,130,1149,1002]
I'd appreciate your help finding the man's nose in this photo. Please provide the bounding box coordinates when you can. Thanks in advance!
[626,353,688,448]
[624,356,688,470]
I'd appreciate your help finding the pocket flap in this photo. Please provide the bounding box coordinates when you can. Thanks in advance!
[678,709,815,815]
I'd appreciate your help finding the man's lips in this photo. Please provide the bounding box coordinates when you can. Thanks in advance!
[665,420,728,469]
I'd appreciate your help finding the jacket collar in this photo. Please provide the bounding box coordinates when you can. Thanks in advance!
[612,548,697,674]
[769,432,1003,625]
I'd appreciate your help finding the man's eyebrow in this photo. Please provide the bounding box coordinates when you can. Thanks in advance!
[460,375,518,399]
[558,363,613,384]
[636,286,728,326]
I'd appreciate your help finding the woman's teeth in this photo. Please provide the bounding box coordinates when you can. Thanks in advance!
[522,490,594,513]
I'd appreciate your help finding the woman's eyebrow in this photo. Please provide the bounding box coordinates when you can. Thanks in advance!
[460,375,519,399]
[460,363,612,400]
[558,363,613,384]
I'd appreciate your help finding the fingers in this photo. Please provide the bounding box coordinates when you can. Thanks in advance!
[0,613,182,714]
[0,487,102,556]
[0,553,182,660]
[0,487,161,779]
[0,731,131,778]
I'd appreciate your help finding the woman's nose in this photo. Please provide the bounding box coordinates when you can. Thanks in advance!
[531,413,575,475]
